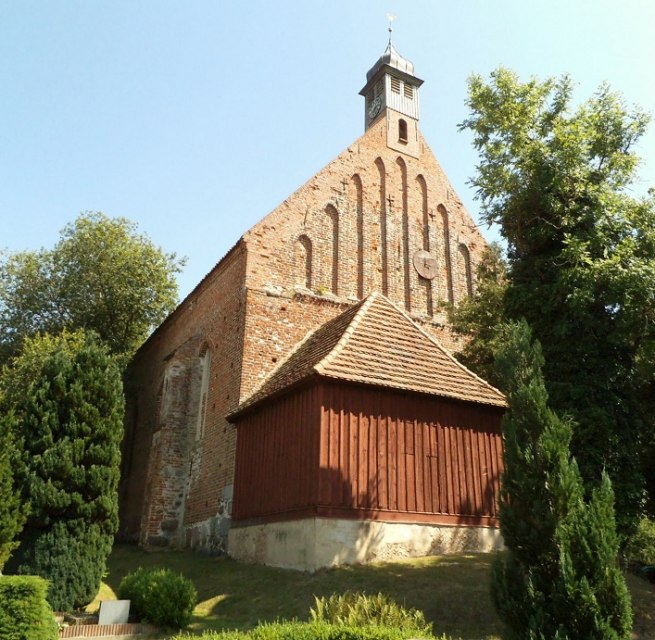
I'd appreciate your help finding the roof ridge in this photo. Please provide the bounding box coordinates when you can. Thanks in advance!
[314,292,379,375]
[381,295,505,402]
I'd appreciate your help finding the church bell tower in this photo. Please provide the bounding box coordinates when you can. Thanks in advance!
[359,38,423,158]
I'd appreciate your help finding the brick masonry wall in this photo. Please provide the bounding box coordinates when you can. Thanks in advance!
[119,243,247,552]
[240,115,487,392]
[59,622,158,638]
[119,111,490,554]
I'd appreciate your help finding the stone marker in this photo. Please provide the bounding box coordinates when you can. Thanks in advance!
[98,600,130,625]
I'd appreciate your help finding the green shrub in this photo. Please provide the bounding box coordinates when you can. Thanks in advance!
[626,517,655,565]
[309,592,432,635]
[0,576,58,640]
[118,566,197,629]
[171,620,440,640]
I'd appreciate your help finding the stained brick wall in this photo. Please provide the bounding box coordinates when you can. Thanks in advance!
[119,113,489,553]
[119,242,247,551]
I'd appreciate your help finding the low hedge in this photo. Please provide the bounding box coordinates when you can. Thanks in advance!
[0,575,58,640]
[172,620,441,640]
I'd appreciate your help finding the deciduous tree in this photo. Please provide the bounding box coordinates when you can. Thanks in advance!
[449,242,507,388]
[458,69,655,533]
[0,212,184,365]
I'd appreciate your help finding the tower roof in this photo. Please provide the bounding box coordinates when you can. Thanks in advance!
[366,40,416,82]
[359,40,423,97]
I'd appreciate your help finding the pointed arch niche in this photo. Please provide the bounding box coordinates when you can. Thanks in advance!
[325,204,340,295]
[350,174,364,298]
[295,235,313,290]
[416,174,433,316]
[396,156,411,311]
[375,157,388,296]
[438,204,454,304]
[196,345,212,441]
[457,243,474,301]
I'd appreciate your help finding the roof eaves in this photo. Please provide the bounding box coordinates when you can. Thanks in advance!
[316,372,507,408]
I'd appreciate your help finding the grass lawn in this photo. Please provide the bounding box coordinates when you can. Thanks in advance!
[90,544,655,639]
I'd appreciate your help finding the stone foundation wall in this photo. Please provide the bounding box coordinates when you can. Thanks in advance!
[228,518,503,571]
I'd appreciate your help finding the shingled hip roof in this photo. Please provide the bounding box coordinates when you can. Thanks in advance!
[229,293,506,419]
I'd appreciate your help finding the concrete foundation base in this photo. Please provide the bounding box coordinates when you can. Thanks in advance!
[228,517,503,571]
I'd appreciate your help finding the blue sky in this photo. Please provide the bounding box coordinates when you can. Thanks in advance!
[2,1,654,300]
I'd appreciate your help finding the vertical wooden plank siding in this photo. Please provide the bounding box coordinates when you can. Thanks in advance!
[397,419,407,512]
[319,382,503,521]
[388,416,398,511]
[358,411,369,508]
[232,381,504,524]
[232,385,320,521]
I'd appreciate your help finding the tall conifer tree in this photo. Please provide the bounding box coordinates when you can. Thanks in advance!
[0,412,27,571]
[493,321,632,639]
[2,331,124,610]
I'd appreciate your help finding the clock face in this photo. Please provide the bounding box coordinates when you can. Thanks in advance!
[368,95,382,119]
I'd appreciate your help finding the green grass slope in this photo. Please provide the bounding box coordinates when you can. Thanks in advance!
[91,545,654,640]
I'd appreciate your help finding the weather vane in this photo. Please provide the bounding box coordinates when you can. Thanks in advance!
[387,13,396,44]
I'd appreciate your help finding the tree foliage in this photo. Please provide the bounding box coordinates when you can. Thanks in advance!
[0,412,27,571]
[457,68,655,532]
[2,330,124,610]
[0,212,184,365]
[492,320,632,640]
[448,242,507,387]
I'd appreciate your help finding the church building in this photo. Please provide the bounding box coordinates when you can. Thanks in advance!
[118,40,506,570]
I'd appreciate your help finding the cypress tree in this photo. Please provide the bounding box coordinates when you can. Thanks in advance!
[492,320,632,639]
[2,331,124,610]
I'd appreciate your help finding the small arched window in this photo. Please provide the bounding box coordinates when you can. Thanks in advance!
[398,119,408,143]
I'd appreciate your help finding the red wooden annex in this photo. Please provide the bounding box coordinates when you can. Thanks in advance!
[228,294,506,530]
